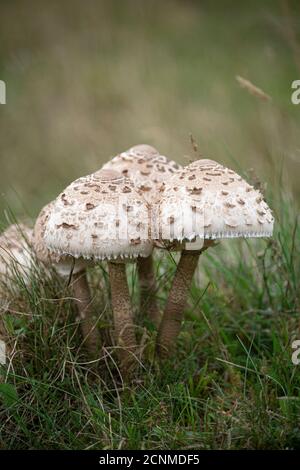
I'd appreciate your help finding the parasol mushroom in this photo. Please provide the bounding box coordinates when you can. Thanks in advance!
[156,158,274,358]
[42,169,152,375]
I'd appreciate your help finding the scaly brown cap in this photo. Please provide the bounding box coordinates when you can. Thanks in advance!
[158,158,274,242]
[43,169,153,261]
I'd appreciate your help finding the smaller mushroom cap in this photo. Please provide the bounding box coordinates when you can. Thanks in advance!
[33,202,87,277]
[0,223,34,289]
[43,169,153,261]
[101,144,182,204]
[158,158,274,243]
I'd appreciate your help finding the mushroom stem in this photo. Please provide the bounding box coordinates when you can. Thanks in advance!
[137,255,160,327]
[72,270,101,359]
[108,262,138,374]
[156,250,200,358]
[156,250,201,359]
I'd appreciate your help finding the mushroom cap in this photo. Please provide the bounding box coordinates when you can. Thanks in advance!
[33,202,87,276]
[101,144,182,204]
[158,158,274,242]
[43,169,153,261]
[0,223,33,287]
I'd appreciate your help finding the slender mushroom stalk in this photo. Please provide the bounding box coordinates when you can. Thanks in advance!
[32,202,101,360]
[156,158,274,359]
[156,249,200,357]
[156,241,214,358]
[72,270,100,358]
[108,262,137,372]
[137,255,160,327]
[101,144,182,326]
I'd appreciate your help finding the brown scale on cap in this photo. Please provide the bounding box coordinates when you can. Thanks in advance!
[86,203,96,210]
[257,209,266,216]
[206,172,223,176]
[237,198,245,205]
[188,187,203,195]
[224,202,236,209]
[130,238,141,245]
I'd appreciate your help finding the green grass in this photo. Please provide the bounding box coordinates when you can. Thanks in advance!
[0,0,300,450]
[0,183,299,450]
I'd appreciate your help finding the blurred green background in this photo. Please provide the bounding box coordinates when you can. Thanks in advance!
[0,0,299,224]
